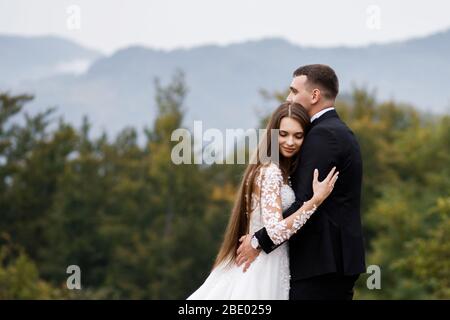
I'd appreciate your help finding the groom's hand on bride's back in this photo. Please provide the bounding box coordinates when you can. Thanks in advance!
[236,234,261,272]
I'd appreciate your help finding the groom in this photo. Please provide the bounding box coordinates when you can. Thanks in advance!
[236,64,366,300]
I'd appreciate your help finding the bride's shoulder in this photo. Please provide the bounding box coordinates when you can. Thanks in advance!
[254,162,284,189]
[260,161,283,178]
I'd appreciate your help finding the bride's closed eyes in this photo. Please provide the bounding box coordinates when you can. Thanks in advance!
[279,130,304,139]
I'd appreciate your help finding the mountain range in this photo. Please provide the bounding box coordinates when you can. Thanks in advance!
[1,30,449,140]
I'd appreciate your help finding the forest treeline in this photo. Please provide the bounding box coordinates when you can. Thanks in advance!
[1,72,449,299]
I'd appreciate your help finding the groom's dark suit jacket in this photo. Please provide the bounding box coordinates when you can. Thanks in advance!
[255,109,366,281]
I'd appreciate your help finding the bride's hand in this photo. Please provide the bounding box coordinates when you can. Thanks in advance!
[312,167,339,205]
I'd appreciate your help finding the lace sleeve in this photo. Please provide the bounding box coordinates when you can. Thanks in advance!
[258,163,317,246]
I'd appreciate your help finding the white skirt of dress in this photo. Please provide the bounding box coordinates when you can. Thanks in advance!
[187,243,290,300]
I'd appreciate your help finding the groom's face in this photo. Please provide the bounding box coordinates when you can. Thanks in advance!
[286,75,313,112]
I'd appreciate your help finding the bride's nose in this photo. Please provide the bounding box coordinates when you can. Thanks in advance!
[286,136,294,146]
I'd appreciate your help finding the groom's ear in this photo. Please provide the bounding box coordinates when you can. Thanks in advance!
[311,88,321,104]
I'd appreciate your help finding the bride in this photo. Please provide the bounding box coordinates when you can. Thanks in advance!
[187,102,339,300]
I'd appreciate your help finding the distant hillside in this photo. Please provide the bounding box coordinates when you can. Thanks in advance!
[0,34,101,84]
[1,30,449,140]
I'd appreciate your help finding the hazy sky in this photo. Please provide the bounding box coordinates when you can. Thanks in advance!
[1,0,449,53]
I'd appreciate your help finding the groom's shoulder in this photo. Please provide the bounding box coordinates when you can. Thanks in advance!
[308,116,341,135]
[307,117,355,144]
[314,115,352,133]
[305,124,336,145]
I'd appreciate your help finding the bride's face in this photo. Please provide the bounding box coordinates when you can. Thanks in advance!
[278,117,304,158]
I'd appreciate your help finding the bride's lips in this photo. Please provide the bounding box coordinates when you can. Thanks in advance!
[282,146,296,153]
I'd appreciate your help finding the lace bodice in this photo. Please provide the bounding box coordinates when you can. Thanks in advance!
[249,162,317,245]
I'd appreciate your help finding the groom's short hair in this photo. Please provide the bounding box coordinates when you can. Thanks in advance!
[293,64,339,100]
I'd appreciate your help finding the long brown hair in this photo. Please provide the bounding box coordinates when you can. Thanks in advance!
[213,102,310,268]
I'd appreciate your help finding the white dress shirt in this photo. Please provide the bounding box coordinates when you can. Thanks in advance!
[310,107,335,123]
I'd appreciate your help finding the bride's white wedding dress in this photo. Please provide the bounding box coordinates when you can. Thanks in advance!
[187,162,316,300]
